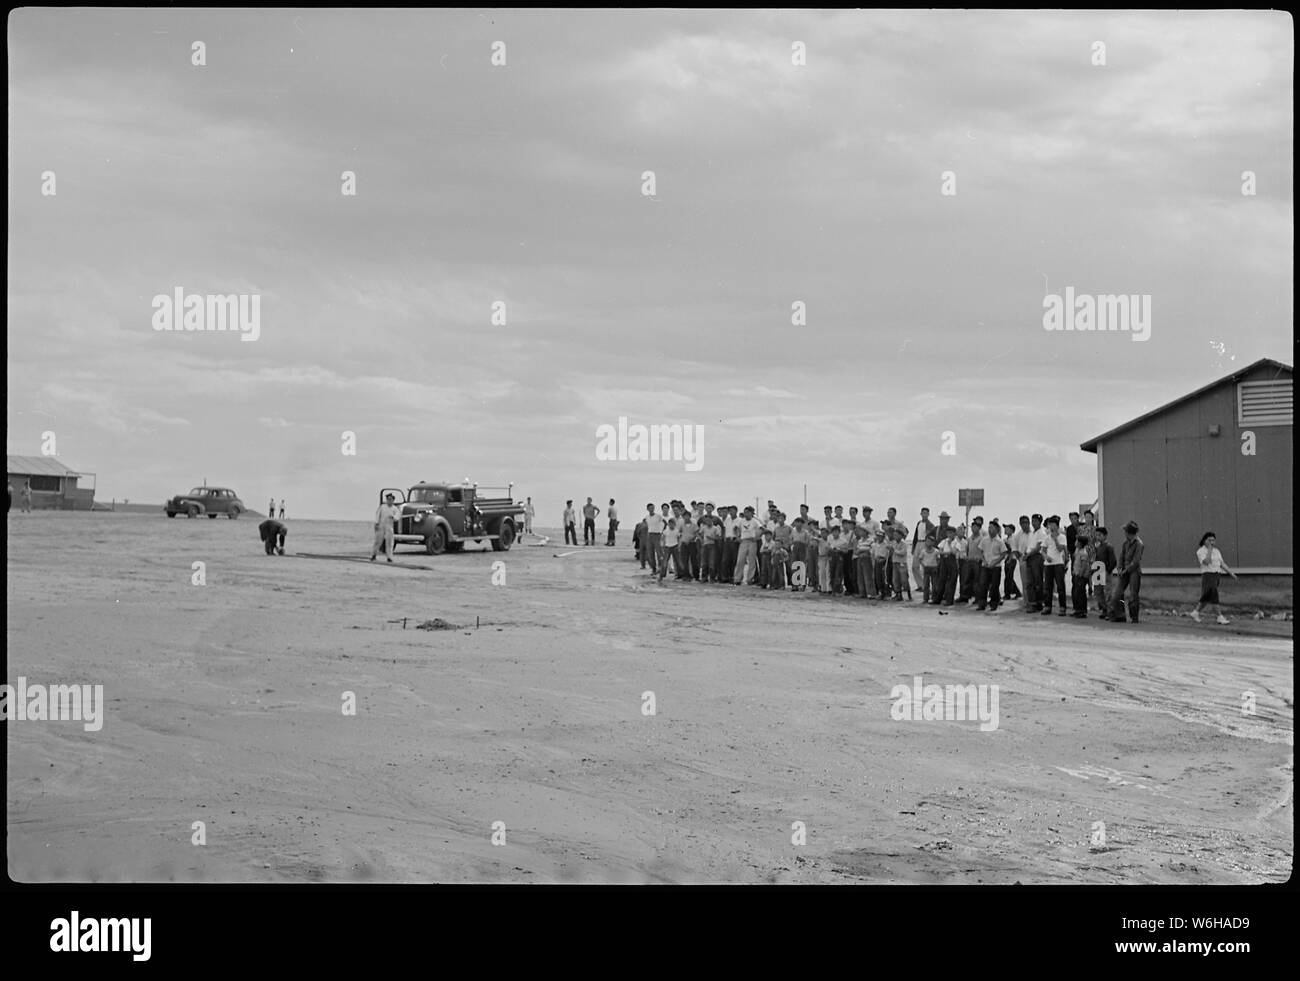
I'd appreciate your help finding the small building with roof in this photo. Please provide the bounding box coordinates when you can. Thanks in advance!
[1080,358,1292,578]
[6,455,97,510]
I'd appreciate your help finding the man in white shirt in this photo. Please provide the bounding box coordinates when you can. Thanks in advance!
[1023,513,1047,613]
[372,493,402,563]
[859,506,880,537]
[605,499,619,546]
[642,503,664,573]
[959,516,985,603]
[733,506,763,585]
[1040,515,1068,615]
[658,518,680,583]
[524,497,535,535]
[563,501,578,545]
[935,526,960,605]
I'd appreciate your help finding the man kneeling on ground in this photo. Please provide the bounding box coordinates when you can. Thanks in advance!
[259,518,287,556]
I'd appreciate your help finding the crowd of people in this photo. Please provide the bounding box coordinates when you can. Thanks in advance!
[627,499,1185,624]
[347,489,1238,625]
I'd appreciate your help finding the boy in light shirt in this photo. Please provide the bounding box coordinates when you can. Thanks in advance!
[891,528,911,601]
[699,515,721,582]
[827,525,844,594]
[769,533,790,590]
[790,518,808,591]
[773,513,793,587]
[759,530,775,589]
[872,530,892,599]
[658,518,680,583]
[817,527,832,594]
[1070,531,1094,618]
[918,535,940,603]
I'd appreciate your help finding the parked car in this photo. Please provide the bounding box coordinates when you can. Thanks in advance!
[379,481,523,554]
[165,486,245,519]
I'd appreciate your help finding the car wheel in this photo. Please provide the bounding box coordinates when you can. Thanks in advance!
[187,504,200,518]
[425,526,446,555]
[166,511,176,518]
[228,506,241,519]
[492,522,515,552]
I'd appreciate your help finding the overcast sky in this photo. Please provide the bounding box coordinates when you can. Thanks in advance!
[8,9,1293,523]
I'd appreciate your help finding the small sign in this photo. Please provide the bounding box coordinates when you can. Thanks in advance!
[958,488,984,507]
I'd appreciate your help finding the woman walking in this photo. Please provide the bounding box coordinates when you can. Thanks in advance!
[1189,531,1237,624]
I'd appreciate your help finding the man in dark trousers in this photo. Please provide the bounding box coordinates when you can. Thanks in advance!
[1025,513,1047,613]
[582,497,600,546]
[936,525,961,606]
[959,516,984,603]
[606,499,619,546]
[911,506,937,590]
[1110,521,1145,623]
[1093,527,1118,618]
[1065,511,1082,557]
[259,518,287,555]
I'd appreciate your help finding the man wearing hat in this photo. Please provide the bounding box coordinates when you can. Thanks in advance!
[933,509,952,543]
[935,525,961,605]
[1110,521,1145,623]
[372,493,402,562]
[853,506,873,537]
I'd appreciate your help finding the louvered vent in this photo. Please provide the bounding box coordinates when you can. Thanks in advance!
[1238,379,1293,426]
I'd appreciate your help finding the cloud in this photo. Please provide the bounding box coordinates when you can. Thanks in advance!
[6,9,1290,517]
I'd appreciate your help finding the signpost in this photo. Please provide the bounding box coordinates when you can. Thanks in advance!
[958,488,984,528]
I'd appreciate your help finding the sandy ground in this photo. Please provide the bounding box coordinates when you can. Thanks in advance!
[6,511,1292,883]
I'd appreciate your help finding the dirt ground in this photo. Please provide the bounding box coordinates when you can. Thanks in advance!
[6,512,1292,883]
